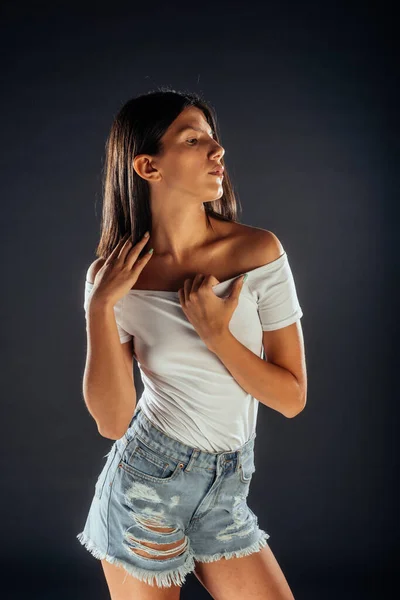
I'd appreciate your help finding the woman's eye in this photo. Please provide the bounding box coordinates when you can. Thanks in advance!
[187,134,215,145]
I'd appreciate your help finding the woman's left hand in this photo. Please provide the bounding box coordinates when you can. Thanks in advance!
[178,273,246,350]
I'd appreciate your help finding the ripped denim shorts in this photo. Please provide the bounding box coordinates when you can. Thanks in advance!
[76,404,270,589]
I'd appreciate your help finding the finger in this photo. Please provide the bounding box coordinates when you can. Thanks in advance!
[116,235,133,260]
[125,231,152,266]
[131,245,154,277]
[192,274,206,293]
[105,233,130,263]
[228,275,246,301]
[119,230,149,261]
[183,278,192,301]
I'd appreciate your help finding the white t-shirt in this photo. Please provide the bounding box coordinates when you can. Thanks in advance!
[83,251,303,452]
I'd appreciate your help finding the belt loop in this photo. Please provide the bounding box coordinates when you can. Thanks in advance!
[185,448,200,472]
[235,449,241,474]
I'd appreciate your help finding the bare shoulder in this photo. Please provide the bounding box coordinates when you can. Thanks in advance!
[229,222,285,271]
[86,257,106,284]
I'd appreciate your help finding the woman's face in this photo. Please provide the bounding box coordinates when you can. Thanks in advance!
[146,106,225,202]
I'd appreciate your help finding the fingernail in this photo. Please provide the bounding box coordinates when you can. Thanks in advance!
[243,273,248,282]
[148,248,154,254]
[144,231,150,237]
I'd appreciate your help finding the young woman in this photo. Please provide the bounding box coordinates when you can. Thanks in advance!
[77,88,307,600]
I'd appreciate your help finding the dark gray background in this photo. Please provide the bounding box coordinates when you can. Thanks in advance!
[1,1,395,598]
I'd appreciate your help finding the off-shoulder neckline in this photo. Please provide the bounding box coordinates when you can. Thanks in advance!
[85,251,287,295]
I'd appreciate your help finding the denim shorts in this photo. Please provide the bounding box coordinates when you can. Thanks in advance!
[76,404,270,588]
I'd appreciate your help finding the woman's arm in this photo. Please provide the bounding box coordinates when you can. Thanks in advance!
[83,259,137,439]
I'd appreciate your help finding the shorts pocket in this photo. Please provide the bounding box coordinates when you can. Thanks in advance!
[239,453,256,484]
[119,438,183,484]
[95,444,117,499]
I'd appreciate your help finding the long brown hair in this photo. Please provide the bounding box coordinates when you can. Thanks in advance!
[95,86,242,259]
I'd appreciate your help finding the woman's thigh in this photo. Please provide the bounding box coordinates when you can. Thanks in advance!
[101,559,182,600]
[193,544,295,600]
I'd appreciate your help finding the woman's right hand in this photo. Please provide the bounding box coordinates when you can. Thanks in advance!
[89,232,153,306]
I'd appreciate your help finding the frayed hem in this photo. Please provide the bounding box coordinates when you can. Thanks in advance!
[76,530,196,588]
[193,529,270,563]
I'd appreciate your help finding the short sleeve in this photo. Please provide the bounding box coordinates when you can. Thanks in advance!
[250,252,303,331]
[83,280,133,344]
